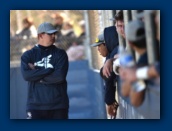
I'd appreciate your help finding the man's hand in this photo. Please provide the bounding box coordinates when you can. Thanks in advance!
[106,104,116,117]
[103,59,113,78]
[102,55,119,78]
[28,63,35,70]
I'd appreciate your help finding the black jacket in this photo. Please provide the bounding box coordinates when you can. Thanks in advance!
[101,26,119,105]
[21,44,69,110]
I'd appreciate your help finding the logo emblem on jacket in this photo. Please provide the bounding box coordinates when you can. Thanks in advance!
[34,54,53,68]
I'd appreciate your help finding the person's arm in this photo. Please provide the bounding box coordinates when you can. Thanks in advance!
[147,64,160,78]
[104,72,116,105]
[101,67,116,105]
[129,81,146,107]
[104,73,119,117]
[136,64,160,80]
[41,50,69,84]
[119,63,160,84]
[21,51,54,82]
[102,58,114,78]
[103,54,119,78]
[119,66,137,83]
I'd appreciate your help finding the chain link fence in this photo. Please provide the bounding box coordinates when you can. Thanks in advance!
[87,10,103,70]
[87,10,114,70]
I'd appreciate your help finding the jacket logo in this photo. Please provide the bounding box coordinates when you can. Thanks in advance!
[34,54,53,69]
[27,112,32,119]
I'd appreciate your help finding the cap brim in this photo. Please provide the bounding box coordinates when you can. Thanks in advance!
[45,29,58,34]
[90,42,103,47]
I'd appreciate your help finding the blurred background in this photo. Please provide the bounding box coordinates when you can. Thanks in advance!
[10,10,105,68]
[10,10,160,119]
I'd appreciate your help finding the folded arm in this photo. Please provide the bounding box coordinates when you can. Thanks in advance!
[41,50,69,84]
[21,51,53,82]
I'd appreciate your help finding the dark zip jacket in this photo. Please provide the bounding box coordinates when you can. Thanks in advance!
[21,44,69,110]
[100,26,119,105]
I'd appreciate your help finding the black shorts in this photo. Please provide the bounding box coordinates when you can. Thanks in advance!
[26,109,68,119]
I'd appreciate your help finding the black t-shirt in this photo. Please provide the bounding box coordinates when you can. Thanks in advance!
[137,52,148,67]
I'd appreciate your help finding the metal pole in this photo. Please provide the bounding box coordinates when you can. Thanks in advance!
[112,10,116,22]
[123,10,132,51]
[16,10,22,33]
[131,10,140,61]
[119,34,126,47]
[157,10,160,49]
[107,10,114,26]
[102,10,113,27]
[123,10,136,61]
[131,10,138,20]
[84,10,93,68]
[144,10,158,64]
[98,10,104,33]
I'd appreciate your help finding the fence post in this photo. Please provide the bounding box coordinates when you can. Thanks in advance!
[144,10,159,64]
[131,10,138,20]
[16,10,22,33]
[84,10,93,69]
[123,10,132,50]
[123,10,136,60]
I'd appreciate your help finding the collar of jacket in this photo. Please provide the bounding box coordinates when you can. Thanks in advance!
[36,44,55,50]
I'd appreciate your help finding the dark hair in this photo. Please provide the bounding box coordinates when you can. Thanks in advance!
[137,28,145,37]
[131,38,146,49]
[115,10,123,21]
[55,13,63,21]
[102,43,106,46]
[133,28,146,48]
[22,17,33,27]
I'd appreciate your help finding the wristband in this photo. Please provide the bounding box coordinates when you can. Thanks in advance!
[113,58,120,66]
[132,80,146,92]
[113,58,120,75]
[136,66,149,79]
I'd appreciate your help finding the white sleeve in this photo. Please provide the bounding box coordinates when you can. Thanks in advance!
[113,58,120,75]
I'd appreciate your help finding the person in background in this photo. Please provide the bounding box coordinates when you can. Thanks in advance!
[61,22,76,38]
[77,20,86,45]
[53,13,64,31]
[66,40,84,61]
[16,17,37,39]
[120,20,148,107]
[119,10,160,86]
[56,21,76,50]
[53,13,64,38]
